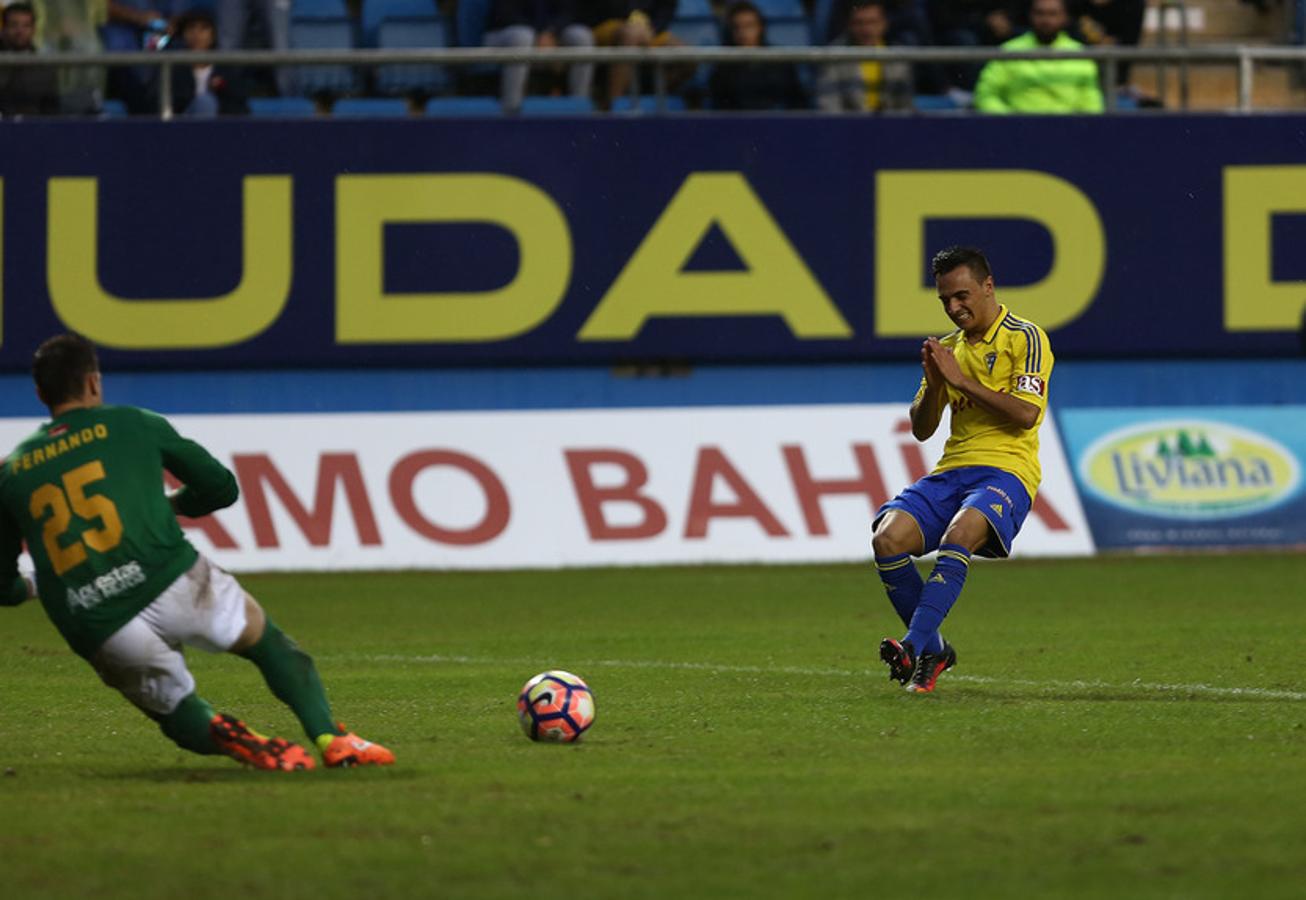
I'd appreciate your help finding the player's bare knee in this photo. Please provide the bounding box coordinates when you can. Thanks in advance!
[872,524,912,557]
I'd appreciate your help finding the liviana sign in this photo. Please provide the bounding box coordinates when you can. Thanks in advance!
[1079,420,1300,518]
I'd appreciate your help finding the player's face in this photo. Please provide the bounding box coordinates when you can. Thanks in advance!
[936,265,997,334]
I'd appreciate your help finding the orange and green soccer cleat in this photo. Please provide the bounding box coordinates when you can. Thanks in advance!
[210,713,316,771]
[318,725,396,768]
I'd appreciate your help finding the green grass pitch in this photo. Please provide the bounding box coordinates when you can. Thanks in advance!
[3,554,1305,899]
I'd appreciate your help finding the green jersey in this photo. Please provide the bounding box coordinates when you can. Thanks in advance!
[0,404,238,659]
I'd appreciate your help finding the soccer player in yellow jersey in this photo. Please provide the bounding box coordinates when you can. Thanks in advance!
[871,247,1054,693]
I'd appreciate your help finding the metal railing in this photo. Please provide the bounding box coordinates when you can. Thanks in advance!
[2,43,1304,118]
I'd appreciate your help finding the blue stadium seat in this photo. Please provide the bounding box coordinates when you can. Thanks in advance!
[289,18,358,96]
[811,0,838,42]
[611,94,688,114]
[675,0,714,17]
[753,0,806,17]
[375,17,451,95]
[668,18,721,47]
[454,0,490,46]
[911,94,964,113]
[669,17,721,103]
[424,96,501,116]
[519,95,595,116]
[100,99,129,118]
[332,97,414,116]
[360,0,439,47]
[766,17,812,46]
[291,0,351,20]
[249,96,319,116]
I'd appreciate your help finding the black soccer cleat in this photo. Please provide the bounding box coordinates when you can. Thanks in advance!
[906,641,958,694]
[879,638,916,685]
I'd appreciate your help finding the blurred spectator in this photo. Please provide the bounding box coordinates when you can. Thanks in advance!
[824,0,934,46]
[816,0,911,112]
[927,0,1022,89]
[101,0,187,113]
[583,1,680,106]
[1074,0,1143,85]
[0,2,60,116]
[156,8,248,115]
[974,0,1103,113]
[27,0,106,111]
[708,1,807,110]
[484,0,594,112]
[216,0,290,95]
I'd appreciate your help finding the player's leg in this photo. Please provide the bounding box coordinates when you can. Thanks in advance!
[870,509,927,627]
[901,468,1031,693]
[872,476,951,683]
[900,506,988,691]
[223,574,395,767]
[91,613,313,770]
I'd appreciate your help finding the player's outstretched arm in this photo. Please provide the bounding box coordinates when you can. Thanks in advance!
[926,338,1040,430]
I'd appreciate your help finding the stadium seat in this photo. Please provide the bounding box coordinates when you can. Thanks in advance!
[611,94,688,114]
[100,99,129,117]
[454,0,490,46]
[811,0,838,42]
[668,18,722,47]
[675,0,714,17]
[375,17,451,96]
[519,95,595,116]
[451,0,496,92]
[752,0,806,17]
[291,0,351,20]
[289,18,358,96]
[332,97,414,116]
[249,96,319,116]
[424,96,501,116]
[360,0,439,47]
[668,16,721,104]
[911,93,964,113]
[766,18,812,47]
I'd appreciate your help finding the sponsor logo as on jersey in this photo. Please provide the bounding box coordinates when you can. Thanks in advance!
[1015,374,1045,396]
[1079,420,1300,519]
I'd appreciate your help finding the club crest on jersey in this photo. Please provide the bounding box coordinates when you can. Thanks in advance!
[985,352,997,373]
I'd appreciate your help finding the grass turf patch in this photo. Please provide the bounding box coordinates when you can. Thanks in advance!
[2,554,1304,899]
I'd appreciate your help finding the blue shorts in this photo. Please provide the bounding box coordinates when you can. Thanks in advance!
[873,467,1032,559]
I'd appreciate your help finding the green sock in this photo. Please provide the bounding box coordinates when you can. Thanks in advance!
[158,693,221,755]
[239,620,342,742]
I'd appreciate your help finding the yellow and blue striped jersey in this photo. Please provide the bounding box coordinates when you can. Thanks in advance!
[913,305,1053,500]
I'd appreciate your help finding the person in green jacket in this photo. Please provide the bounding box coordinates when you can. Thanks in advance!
[0,334,396,771]
[974,0,1104,113]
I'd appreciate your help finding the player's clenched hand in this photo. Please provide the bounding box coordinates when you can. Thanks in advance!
[921,340,944,389]
[925,338,965,387]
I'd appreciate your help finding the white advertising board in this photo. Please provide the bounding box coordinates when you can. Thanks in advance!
[0,405,1093,570]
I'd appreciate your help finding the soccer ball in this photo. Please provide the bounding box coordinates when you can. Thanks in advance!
[517,670,595,743]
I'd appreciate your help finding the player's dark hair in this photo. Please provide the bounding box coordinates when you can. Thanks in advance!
[932,246,992,284]
[1,2,37,26]
[32,333,99,409]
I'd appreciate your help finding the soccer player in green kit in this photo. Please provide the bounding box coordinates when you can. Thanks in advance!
[0,334,395,771]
